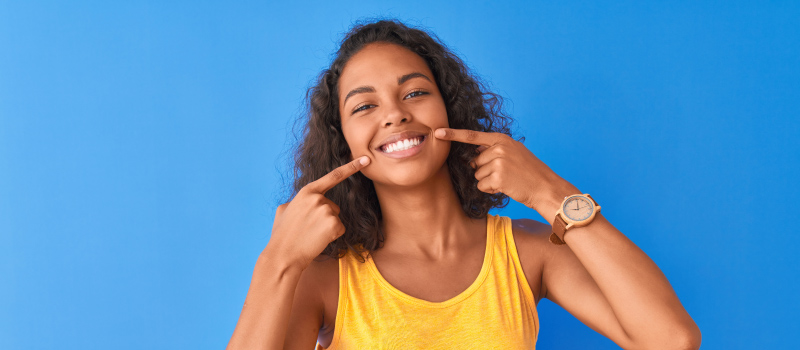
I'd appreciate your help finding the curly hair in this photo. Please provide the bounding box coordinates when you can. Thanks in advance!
[289,19,518,262]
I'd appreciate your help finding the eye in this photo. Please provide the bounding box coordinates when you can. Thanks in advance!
[352,103,375,114]
[404,89,428,99]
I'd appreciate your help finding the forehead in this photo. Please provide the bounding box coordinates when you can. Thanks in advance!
[338,42,433,94]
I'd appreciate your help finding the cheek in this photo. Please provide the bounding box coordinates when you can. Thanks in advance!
[341,122,374,154]
[426,98,449,128]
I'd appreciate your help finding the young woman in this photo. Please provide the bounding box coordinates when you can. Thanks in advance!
[228,20,701,350]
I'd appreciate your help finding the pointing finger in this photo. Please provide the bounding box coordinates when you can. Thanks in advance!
[308,156,370,194]
[434,128,500,146]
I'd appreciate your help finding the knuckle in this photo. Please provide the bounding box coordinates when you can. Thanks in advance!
[311,194,325,205]
[297,186,309,195]
[466,130,478,142]
[300,184,317,195]
[330,168,344,181]
[327,206,339,216]
[327,216,339,227]
[328,220,345,236]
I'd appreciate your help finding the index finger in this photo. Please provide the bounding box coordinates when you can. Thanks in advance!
[434,128,501,146]
[307,156,371,194]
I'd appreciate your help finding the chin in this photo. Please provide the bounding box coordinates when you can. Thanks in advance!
[363,157,450,188]
[385,170,437,187]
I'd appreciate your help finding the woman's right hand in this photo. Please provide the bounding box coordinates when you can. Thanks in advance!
[265,156,371,270]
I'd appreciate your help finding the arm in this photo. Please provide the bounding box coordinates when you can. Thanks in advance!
[228,156,370,349]
[432,128,700,350]
[227,247,321,350]
[534,183,701,350]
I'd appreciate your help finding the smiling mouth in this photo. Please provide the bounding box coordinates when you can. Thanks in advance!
[379,136,426,154]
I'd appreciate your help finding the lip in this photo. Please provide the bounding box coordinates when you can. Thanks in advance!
[374,130,429,159]
[378,135,427,159]
[375,130,428,150]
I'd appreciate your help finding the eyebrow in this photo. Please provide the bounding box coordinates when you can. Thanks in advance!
[397,72,431,85]
[342,72,432,105]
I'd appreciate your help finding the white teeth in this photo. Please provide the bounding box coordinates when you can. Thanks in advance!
[382,136,423,153]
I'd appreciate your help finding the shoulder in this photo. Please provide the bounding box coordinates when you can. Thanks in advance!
[304,253,339,286]
[509,218,552,251]
[303,254,340,334]
[510,218,551,237]
[508,217,553,303]
[303,253,339,310]
[285,253,339,348]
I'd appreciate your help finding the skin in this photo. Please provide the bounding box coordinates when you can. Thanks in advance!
[237,42,701,350]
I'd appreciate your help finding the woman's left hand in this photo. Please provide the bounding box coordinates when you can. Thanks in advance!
[434,128,580,215]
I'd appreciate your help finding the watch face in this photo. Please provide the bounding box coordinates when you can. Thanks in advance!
[563,196,594,221]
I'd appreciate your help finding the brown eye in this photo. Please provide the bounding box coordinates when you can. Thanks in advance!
[353,104,375,114]
[404,90,428,99]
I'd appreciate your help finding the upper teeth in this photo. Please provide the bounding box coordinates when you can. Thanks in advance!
[382,136,422,153]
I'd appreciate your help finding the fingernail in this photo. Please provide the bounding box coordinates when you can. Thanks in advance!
[434,129,446,138]
[359,156,370,165]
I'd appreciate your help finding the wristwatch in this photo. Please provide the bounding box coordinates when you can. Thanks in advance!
[549,194,601,245]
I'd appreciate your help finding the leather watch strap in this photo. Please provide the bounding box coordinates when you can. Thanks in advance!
[549,213,568,245]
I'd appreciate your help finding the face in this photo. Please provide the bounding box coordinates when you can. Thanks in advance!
[338,42,450,187]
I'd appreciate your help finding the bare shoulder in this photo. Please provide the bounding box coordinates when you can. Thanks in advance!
[510,218,551,237]
[283,253,339,349]
[306,255,339,325]
[510,217,602,303]
[509,218,553,303]
[509,218,553,253]
[309,256,339,347]
[304,254,338,291]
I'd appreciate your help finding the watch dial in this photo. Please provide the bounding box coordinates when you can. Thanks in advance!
[563,196,593,221]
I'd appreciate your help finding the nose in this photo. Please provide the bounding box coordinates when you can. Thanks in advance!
[382,102,411,127]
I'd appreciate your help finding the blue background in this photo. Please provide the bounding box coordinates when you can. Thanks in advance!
[2,1,798,349]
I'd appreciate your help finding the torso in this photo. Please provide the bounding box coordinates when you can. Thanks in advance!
[313,217,549,348]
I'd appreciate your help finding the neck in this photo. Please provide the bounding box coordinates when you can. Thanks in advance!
[373,164,483,260]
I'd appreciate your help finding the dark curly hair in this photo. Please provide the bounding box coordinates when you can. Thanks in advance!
[289,19,518,261]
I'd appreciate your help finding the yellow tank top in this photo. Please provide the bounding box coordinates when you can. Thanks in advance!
[317,214,539,349]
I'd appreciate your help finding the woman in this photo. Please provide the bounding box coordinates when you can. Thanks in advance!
[228,20,701,349]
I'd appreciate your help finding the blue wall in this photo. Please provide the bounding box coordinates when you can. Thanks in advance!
[2,1,798,349]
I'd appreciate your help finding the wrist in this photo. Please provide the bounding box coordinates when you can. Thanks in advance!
[259,244,310,274]
[533,181,581,225]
